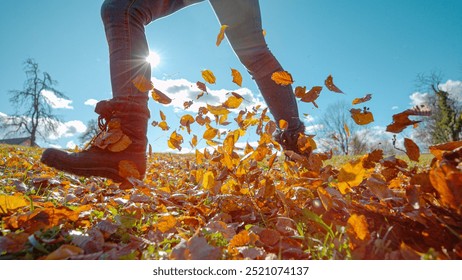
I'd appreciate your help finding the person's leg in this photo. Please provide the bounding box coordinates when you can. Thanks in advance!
[41,0,204,182]
[209,0,303,132]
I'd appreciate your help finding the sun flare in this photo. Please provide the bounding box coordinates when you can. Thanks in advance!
[146,51,160,68]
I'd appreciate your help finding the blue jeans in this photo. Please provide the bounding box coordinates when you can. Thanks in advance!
[101,0,301,129]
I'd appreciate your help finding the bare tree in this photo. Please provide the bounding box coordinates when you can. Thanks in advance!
[79,119,99,145]
[2,59,68,146]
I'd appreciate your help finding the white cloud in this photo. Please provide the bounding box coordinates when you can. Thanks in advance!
[66,140,78,149]
[49,120,87,140]
[409,92,429,106]
[391,106,399,110]
[439,79,462,102]
[84,99,99,107]
[305,124,323,135]
[151,77,264,113]
[41,90,73,109]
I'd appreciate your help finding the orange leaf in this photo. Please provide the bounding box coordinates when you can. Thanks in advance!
[350,108,374,125]
[344,123,350,138]
[151,88,172,104]
[231,68,243,87]
[118,160,141,179]
[347,214,370,241]
[229,230,251,248]
[156,215,177,233]
[132,75,153,92]
[184,100,193,109]
[180,114,195,134]
[160,110,166,121]
[201,69,216,84]
[158,121,170,131]
[271,71,293,86]
[216,24,228,46]
[279,119,288,130]
[352,93,372,105]
[429,140,462,160]
[325,75,343,93]
[299,86,323,107]
[203,124,218,140]
[196,81,207,92]
[404,138,420,162]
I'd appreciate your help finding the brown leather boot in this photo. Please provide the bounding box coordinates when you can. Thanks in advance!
[41,98,150,182]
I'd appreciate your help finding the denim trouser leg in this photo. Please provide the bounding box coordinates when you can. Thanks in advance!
[209,0,301,129]
[101,0,301,129]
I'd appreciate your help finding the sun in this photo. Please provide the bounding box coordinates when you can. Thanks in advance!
[146,51,160,68]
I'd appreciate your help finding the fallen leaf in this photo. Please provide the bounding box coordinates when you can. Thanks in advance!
[347,214,370,241]
[0,194,29,214]
[118,160,141,179]
[156,215,177,233]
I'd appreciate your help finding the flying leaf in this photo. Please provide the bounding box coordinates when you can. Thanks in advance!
[202,171,215,190]
[352,93,372,105]
[151,88,172,104]
[231,68,243,87]
[279,119,288,130]
[344,123,350,138]
[160,110,166,121]
[216,24,228,46]
[325,75,343,93]
[203,124,218,140]
[223,94,243,109]
[350,108,374,125]
[271,71,293,86]
[404,138,420,162]
[298,86,322,108]
[386,106,430,133]
[429,140,462,160]
[168,131,183,151]
[196,81,207,92]
[184,100,193,109]
[180,114,195,134]
[201,69,216,84]
[207,104,230,116]
[158,121,170,131]
[132,75,153,92]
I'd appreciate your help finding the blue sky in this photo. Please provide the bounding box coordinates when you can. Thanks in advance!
[1,0,462,152]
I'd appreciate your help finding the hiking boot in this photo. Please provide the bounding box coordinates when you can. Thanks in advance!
[273,122,313,157]
[41,98,150,182]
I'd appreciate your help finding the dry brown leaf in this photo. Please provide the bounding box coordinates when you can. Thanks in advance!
[325,75,343,93]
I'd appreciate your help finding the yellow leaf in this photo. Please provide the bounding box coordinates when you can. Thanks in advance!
[190,135,198,148]
[132,75,153,92]
[231,68,242,87]
[0,194,29,214]
[207,104,229,116]
[160,110,166,121]
[168,131,183,151]
[337,159,366,194]
[223,94,243,109]
[180,114,195,134]
[156,215,177,233]
[118,160,141,179]
[108,134,132,152]
[347,214,370,241]
[271,70,293,86]
[202,171,215,190]
[201,69,216,84]
[262,29,266,36]
[196,149,204,165]
[151,88,172,104]
[216,24,228,46]
[203,124,218,140]
[158,121,170,131]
